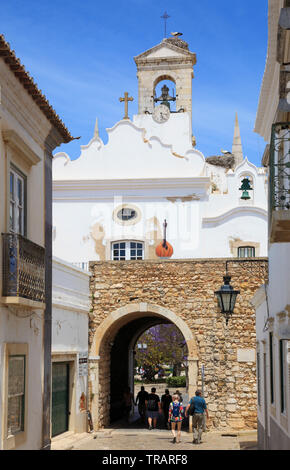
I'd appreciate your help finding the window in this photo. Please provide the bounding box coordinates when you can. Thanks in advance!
[269,332,274,405]
[10,167,26,235]
[238,246,255,258]
[7,355,25,435]
[117,208,137,221]
[112,241,144,260]
[113,204,141,226]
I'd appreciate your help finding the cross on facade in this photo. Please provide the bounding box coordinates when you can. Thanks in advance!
[119,92,134,120]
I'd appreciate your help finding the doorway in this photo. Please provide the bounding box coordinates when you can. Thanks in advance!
[51,362,69,437]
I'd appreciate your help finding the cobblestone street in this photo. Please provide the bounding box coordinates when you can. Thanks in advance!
[51,429,257,451]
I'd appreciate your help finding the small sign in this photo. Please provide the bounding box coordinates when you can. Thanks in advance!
[79,353,88,377]
[237,349,255,363]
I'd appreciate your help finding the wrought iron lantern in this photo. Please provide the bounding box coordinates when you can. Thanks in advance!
[214,275,240,325]
[239,177,253,200]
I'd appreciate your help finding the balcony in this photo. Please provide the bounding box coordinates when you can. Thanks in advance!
[1,233,45,308]
[269,122,290,243]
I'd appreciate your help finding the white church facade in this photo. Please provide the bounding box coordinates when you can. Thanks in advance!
[52,36,268,265]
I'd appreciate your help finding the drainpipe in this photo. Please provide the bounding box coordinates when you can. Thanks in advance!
[42,143,53,450]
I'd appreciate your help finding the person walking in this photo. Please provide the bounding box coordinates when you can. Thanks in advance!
[146,387,162,430]
[168,394,184,443]
[175,390,183,403]
[161,389,172,429]
[135,386,149,424]
[185,389,209,444]
[123,386,134,423]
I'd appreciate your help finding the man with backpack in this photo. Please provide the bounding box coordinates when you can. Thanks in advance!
[145,387,162,430]
[168,394,184,443]
[185,389,209,444]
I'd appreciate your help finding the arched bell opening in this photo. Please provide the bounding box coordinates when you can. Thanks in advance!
[153,75,176,112]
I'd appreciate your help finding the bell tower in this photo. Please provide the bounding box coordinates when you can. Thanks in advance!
[134,37,196,123]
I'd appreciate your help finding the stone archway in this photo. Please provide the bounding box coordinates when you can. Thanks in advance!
[88,303,198,429]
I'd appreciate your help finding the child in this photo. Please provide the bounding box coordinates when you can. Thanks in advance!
[168,394,184,443]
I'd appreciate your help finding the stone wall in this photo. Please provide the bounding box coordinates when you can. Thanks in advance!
[88,258,268,430]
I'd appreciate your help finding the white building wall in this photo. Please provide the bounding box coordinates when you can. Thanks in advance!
[53,193,268,264]
[253,244,290,450]
[0,309,44,450]
[52,128,268,264]
[268,243,290,314]
[253,0,290,449]
[52,257,90,434]
[201,213,268,258]
[0,57,50,450]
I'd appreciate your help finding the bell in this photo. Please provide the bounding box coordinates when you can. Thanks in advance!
[161,100,170,110]
[239,177,253,200]
[241,190,251,200]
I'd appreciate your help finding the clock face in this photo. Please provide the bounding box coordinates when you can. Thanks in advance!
[152,104,170,123]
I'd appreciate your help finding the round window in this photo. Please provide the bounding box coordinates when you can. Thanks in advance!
[117,208,137,221]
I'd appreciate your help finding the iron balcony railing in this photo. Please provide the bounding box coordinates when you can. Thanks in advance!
[269,122,290,216]
[2,233,45,303]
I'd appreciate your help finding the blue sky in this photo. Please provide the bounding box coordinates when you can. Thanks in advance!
[1,0,268,166]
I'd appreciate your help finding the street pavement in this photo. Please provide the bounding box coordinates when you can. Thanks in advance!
[51,419,258,451]
[52,429,257,451]
[51,388,257,451]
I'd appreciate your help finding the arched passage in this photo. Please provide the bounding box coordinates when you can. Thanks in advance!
[89,303,198,429]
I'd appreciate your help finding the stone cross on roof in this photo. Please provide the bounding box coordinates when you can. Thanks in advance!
[119,92,134,120]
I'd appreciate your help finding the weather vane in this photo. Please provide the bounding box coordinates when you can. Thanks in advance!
[161,11,170,38]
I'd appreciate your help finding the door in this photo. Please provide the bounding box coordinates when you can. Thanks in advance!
[52,362,69,437]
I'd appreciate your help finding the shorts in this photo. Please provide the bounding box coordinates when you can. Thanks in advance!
[147,410,159,419]
[170,417,183,423]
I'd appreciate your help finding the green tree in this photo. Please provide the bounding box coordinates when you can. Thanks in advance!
[135,324,187,380]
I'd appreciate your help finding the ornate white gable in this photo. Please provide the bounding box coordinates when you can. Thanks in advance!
[53,119,205,180]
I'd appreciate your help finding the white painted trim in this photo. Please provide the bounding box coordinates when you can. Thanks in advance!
[52,301,89,314]
[230,157,260,176]
[53,177,210,192]
[202,206,268,226]
[52,256,91,277]
[2,130,41,167]
[52,283,90,299]
[134,39,196,61]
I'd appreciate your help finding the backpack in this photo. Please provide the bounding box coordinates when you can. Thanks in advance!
[172,402,180,418]
[188,401,195,416]
[147,397,157,411]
